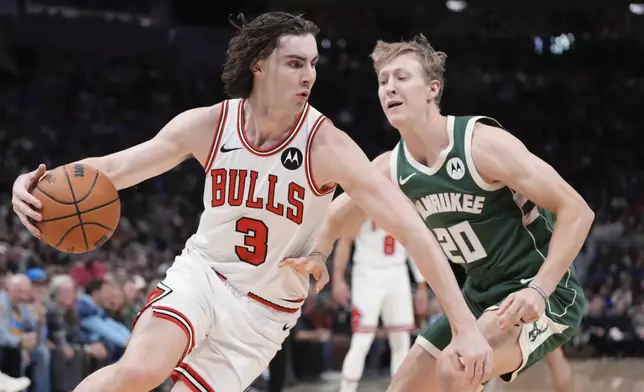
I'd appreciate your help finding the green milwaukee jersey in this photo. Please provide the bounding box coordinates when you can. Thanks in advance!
[390,115,554,290]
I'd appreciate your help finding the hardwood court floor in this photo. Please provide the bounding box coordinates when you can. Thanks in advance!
[285,359,644,391]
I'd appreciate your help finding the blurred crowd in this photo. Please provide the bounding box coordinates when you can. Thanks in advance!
[1,5,644,391]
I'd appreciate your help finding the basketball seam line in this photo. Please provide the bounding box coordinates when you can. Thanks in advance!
[76,172,100,203]
[54,222,114,249]
[36,171,99,205]
[63,165,89,251]
[39,197,120,223]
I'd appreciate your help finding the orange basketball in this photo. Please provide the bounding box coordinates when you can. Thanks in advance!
[33,163,121,254]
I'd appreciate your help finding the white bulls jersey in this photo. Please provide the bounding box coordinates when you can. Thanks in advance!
[352,220,408,269]
[185,99,336,310]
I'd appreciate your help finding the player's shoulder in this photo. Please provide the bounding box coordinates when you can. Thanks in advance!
[172,102,226,127]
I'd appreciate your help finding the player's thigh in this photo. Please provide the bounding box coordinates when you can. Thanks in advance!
[381,274,414,330]
[351,275,385,331]
[120,308,189,379]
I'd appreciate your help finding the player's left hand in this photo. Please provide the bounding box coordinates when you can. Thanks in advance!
[497,288,546,330]
[279,253,330,293]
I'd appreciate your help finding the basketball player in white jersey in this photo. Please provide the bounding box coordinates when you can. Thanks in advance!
[11,13,492,392]
[332,219,426,392]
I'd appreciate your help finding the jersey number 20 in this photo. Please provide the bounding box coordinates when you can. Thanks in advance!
[432,221,487,264]
[235,217,268,266]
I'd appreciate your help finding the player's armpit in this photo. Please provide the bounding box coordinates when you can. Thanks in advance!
[309,123,478,330]
[471,123,594,295]
[76,104,221,190]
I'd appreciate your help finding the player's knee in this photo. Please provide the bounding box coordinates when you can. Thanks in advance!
[348,332,376,354]
[435,354,460,390]
[388,331,410,351]
[478,310,521,349]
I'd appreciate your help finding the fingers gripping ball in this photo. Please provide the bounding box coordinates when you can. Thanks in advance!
[33,164,120,253]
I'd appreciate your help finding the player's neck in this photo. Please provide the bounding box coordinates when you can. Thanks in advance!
[399,107,448,167]
[243,95,301,148]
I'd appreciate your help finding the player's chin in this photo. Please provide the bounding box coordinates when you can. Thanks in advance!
[386,113,406,128]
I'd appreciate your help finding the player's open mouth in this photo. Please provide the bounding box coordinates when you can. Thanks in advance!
[387,101,403,109]
[297,91,310,98]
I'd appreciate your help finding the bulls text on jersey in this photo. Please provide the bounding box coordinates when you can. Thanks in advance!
[210,168,305,225]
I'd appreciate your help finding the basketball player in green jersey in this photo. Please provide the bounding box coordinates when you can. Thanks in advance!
[283,35,592,391]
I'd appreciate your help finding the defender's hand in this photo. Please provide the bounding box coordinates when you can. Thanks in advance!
[332,279,351,306]
[442,327,493,388]
[12,164,47,238]
[279,254,330,293]
[497,288,546,330]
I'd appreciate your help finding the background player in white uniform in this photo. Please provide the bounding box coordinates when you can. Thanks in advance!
[12,12,492,392]
[332,219,427,392]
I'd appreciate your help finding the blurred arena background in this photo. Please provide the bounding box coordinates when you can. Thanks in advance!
[1,0,644,391]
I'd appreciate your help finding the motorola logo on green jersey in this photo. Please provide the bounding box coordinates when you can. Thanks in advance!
[414,193,485,219]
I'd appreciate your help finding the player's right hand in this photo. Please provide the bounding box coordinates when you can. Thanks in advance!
[441,326,493,388]
[12,164,46,238]
[279,253,330,293]
[332,279,351,306]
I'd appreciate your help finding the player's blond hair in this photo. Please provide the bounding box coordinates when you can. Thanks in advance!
[370,34,447,104]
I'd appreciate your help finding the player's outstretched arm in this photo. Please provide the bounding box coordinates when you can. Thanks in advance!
[471,124,594,327]
[75,105,220,190]
[11,104,222,237]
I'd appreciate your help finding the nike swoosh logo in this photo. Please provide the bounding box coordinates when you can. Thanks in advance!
[282,324,291,331]
[399,173,416,185]
[520,277,534,284]
[220,145,242,153]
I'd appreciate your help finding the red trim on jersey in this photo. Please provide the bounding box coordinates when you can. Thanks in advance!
[236,99,309,157]
[151,306,196,363]
[353,326,380,333]
[247,292,300,313]
[205,100,230,172]
[384,325,417,332]
[214,270,303,313]
[171,362,216,392]
[305,115,337,197]
[131,282,173,331]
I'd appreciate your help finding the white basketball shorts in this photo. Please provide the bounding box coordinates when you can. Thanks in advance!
[350,265,415,333]
[133,251,300,392]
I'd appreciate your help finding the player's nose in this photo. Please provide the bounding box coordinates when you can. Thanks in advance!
[384,79,397,95]
[300,67,315,86]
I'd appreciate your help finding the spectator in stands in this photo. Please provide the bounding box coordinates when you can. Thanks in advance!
[604,297,636,356]
[24,267,51,392]
[76,279,130,362]
[48,275,108,391]
[0,274,38,378]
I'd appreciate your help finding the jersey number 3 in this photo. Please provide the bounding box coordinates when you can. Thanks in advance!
[432,221,487,264]
[235,217,268,266]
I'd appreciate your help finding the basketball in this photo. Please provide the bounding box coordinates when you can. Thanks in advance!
[33,163,121,254]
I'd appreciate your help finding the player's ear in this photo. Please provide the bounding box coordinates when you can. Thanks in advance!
[251,59,264,77]
[426,79,440,102]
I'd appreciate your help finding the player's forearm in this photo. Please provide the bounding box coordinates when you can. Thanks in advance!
[403,231,477,331]
[533,204,594,296]
[75,156,132,190]
[331,240,351,283]
[313,193,366,258]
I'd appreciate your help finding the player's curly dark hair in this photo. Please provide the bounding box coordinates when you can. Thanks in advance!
[222,12,319,98]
